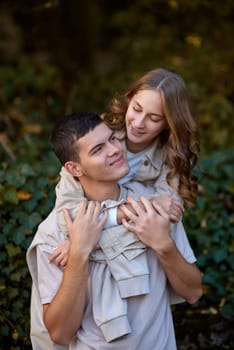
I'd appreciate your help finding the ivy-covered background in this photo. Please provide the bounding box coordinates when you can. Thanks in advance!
[0,1,233,349]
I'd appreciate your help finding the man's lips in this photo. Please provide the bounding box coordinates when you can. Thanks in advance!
[110,155,126,167]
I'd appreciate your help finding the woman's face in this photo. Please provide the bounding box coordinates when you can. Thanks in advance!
[125,89,167,153]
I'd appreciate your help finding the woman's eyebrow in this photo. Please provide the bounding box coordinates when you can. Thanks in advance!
[150,112,164,118]
[133,100,142,110]
[134,99,164,118]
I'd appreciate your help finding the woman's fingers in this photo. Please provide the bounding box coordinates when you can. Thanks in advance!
[48,247,59,263]
[151,201,169,219]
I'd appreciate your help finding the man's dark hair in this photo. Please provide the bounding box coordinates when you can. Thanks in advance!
[50,112,102,165]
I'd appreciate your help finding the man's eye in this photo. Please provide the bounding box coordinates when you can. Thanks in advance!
[93,146,102,154]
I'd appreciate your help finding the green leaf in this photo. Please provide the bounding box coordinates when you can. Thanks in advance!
[213,249,228,263]
[19,163,36,177]
[2,186,19,205]
[221,303,234,321]
[5,243,21,258]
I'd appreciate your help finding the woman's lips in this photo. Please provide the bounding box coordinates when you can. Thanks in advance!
[129,125,145,137]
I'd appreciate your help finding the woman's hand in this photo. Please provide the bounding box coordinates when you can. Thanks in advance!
[152,195,184,222]
[49,240,70,267]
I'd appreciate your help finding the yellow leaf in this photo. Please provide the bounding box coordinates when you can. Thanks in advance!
[219,297,226,308]
[168,0,178,9]
[17,190,32,201]
[12,329,19,341]
[22,124,43,135]
[202,284,210,295]
[209,307,218,315]
[186,35,202,48]
[201,218,207,228]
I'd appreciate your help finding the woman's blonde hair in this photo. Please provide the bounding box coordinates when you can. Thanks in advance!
[103,68,200,206]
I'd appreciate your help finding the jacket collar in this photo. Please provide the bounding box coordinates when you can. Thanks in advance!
[141,139,165,170]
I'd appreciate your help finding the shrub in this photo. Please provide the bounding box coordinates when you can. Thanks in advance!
[183,149,234,320]
[0,148,60,349]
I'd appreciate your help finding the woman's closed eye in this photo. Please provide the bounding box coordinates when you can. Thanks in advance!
[150,115,164,123]
[133,105,141,112]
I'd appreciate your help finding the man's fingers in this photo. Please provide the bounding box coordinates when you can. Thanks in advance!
[92,201,102,217]
[99,209,108,226]
[122,218,137,233]
[119,203,137,221]
[127,196,146,215]
[139,196,154,212]
[76,199,88,215]
[62,208,73,227]
[86,200,97,214]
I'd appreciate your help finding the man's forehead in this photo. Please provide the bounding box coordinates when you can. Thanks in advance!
[78,123,112,152]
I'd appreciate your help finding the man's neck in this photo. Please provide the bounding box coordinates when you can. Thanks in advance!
[80,179,120,202]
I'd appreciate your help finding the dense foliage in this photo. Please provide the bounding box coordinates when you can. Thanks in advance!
[185,150,234,317]
[0,155,59,349]
[1,134,233,349]
[0,0,233,348]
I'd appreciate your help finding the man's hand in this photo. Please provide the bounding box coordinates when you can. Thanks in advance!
[63,200,108,257]
[117,194,184,224]
[120,196,172,251]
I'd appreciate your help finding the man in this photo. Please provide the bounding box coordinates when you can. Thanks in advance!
[27,112,202,349]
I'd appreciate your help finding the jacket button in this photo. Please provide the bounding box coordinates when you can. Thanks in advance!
[143,160,149,166]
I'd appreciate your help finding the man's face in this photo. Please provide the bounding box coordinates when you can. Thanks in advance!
[76,123,129,183]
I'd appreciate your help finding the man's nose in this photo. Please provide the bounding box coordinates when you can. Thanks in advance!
[107,142,120,156]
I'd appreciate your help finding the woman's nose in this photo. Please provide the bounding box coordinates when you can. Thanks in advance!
[133,114,145,128]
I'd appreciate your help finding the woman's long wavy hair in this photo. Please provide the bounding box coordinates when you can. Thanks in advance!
[103,68,200,207]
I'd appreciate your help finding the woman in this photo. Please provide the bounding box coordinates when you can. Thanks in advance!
[103,67,199,207]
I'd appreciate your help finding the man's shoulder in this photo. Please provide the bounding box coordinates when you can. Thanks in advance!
[38,208,58,232]
[29,208,65,251]
[38,208,66,243]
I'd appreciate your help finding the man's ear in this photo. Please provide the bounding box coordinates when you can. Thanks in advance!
[64,161,83,177]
